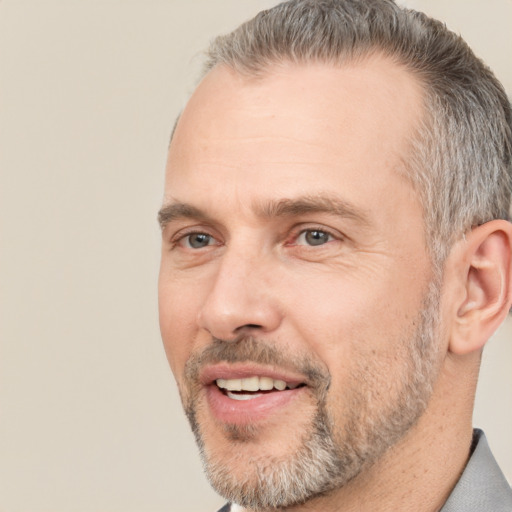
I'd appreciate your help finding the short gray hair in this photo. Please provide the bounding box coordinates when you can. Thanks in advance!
[203,0,512,268]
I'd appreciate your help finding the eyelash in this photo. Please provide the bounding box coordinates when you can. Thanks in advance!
[288,226,339,247]
[171,229,219,249]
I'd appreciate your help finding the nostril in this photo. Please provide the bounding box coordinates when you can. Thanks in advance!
[236,323,263,331]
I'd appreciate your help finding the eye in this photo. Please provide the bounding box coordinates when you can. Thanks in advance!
[181,232,216,249]
[296,229,334,246]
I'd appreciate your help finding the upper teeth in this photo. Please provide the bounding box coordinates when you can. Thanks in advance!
[216,376,299,392]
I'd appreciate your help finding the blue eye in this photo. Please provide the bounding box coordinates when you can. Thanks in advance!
[184,233,214,249]
[297,229,333,246]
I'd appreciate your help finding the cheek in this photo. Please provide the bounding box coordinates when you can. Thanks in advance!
[158,273,200,379]
[288,271,408,349]
[284,266,427,387]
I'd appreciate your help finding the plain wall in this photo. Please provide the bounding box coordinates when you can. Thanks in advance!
[0,1,510,511]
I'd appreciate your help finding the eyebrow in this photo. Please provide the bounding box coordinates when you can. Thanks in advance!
[255,196,370,224]
[158,195,370,230]
[158,202,212,229]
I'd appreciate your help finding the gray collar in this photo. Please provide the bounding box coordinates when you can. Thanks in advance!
[441,429,512,512]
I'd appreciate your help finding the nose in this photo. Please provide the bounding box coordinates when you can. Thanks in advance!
[197,247,283,341]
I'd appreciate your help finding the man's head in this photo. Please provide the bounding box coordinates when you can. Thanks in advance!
[158,1,512,510]
[201,0,511,271]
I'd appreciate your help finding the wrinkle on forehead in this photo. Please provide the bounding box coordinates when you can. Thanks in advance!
[170,57,423,155]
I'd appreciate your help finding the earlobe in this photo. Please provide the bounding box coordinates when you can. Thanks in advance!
[449,220,512,355]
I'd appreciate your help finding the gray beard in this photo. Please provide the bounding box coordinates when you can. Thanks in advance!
[182,280,441,511]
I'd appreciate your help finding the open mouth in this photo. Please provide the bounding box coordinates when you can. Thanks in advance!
[201,366,309,423]
[216,376,305,401]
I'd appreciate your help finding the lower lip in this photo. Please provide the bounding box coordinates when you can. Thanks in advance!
[205,384,304,425]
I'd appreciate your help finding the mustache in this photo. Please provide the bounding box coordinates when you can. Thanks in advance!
[184,336,331,390]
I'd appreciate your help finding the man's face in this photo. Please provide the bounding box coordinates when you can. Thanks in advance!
[159,58,442,509]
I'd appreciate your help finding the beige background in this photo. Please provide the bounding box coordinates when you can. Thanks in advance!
[0,1,510,511]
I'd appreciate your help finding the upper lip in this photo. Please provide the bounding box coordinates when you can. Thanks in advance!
[199,363,307,387]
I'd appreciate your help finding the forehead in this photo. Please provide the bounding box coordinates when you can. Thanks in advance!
[165,57,424,223]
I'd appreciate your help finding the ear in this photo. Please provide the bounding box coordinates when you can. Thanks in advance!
[448,219,512,355]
